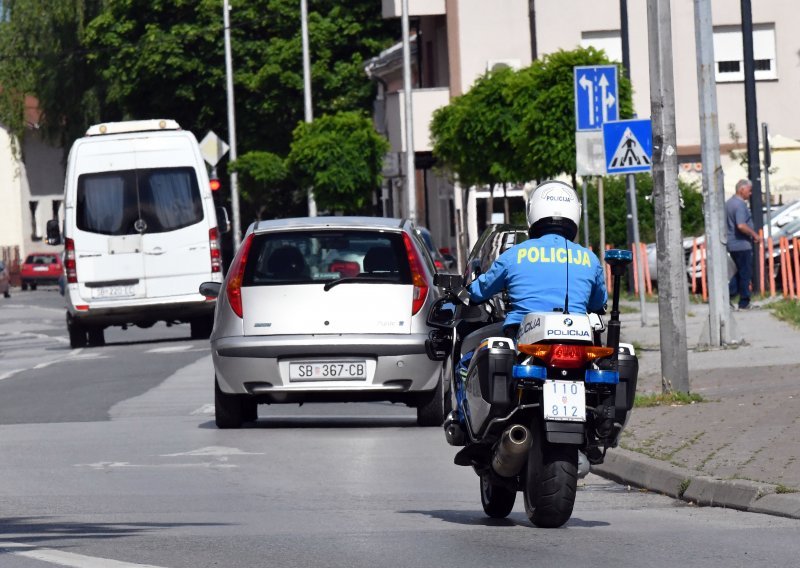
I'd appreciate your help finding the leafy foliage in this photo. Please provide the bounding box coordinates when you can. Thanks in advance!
[230,151,304,220]
[0,0,106,148]
[287,111,389,214]
[583,174,705,250]
[508,47,634,180]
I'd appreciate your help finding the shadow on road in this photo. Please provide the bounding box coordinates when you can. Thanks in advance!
[198,415,419,429]
[399,509,523,527]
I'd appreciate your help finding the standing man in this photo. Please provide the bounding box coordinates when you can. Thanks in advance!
[726,179,761,310]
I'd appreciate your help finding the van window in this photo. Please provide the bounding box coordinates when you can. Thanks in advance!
[77,167,203,235]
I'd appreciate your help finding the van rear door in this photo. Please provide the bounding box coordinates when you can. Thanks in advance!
[74,151,147,302]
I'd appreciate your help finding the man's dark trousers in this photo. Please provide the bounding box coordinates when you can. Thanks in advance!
[729,249,753,308]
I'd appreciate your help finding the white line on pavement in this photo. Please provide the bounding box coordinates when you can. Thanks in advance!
[0,540,166,568]
[144,345,194,353]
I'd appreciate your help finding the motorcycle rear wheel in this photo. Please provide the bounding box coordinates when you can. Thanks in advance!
[479,474,516,518]
[522,421,578,528]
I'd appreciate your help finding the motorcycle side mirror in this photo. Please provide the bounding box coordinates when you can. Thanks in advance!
[427,297,457,329]
[46,219,62,246]
[216,207,231,234]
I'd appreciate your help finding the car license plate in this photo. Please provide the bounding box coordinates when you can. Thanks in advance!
[289,361,367,381]
[91,285,136,299]
[33,266,48,272]
[543,380,586,422]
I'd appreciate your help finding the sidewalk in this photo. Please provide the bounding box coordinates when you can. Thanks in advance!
[592,298,800,519]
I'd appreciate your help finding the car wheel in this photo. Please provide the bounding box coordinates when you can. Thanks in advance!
[190,316,214,340]
[67,315,87,349]
[3,290,9,298]
[30,282,37,291]
[21,281,28,291]
[215,376,246,429]
[416,367,450,427]
[87,328,105,347]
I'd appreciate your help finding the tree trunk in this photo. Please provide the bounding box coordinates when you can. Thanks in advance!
[503,182,510,223]
[486,183,495,226]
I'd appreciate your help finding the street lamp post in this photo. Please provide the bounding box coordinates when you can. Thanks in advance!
[401,0,417,224]
[301,0,317,216]
[223,0,241,250]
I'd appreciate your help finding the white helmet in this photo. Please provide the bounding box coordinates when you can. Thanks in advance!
[526,180,582,241]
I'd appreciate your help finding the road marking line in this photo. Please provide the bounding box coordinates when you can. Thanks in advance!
[190,403,215,415]
[0,369,24,381]
[0,540,166,568]
[145,345,193,353]
[160,445,264,457]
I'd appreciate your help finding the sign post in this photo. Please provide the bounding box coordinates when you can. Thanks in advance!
[603,118,653,325]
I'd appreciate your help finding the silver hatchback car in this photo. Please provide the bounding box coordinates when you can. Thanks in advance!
[201,217,447,428]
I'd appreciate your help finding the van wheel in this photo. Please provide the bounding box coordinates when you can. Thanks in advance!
[67,316,87,349]
[190,316,214,340]
[215,376,245,429]
[87,328,105,347]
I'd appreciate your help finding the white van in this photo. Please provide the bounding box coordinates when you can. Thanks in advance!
[47,119,228,348]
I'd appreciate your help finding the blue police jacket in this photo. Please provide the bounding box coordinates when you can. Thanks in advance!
[468,233,608,328]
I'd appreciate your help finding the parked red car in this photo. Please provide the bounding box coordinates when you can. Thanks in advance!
[21,252,63,290]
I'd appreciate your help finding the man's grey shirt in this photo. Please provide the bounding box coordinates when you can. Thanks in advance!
[726,195,754,252]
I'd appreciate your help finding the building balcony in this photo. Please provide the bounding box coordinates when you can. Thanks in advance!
[381,0,445,18]
[385,87,450,153]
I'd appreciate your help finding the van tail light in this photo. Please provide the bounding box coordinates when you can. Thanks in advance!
[209,227,221,273]
[517,344,614,369]
[65,238,77,284]
[402,232,429,315]
[226,234,253,318]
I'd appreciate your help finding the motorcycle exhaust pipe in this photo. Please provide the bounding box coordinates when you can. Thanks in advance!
[491,424,532,477]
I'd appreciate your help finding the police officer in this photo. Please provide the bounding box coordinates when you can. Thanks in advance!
[469,180,607,338]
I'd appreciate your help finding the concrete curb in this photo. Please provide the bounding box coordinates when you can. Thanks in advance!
[591,448,800,520]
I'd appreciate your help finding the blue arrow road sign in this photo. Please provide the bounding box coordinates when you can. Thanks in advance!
[574,65,619,131]
[602,119,653,174]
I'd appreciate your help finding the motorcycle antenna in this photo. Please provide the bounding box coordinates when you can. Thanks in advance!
[563,236,570,314]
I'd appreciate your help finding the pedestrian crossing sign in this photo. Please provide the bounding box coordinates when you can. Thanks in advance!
[602,119,653,174]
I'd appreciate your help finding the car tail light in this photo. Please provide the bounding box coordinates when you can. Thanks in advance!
[517,343,613,369]
[329,260,360,278]
[433,259,444,270]
[209,227,221,273]
[65,238,77,284]
[402,232,429,315]
[226,234,253,318]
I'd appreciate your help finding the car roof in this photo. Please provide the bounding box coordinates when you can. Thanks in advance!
[250,216,409,234]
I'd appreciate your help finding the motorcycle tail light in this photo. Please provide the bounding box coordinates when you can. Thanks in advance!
[226,233,254,318]
[518,344,552,359]
[548,344,586,369]
[584,346,615,361]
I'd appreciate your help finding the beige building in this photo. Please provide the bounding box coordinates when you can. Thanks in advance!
[370,0,800,261]
[0,97,65,279]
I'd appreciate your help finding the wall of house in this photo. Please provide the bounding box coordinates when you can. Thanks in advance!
[0,126,25,252]
[535,0,800,148]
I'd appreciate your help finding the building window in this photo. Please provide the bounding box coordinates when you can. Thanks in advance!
[29,200,41,241]
[581,30,622,64]
[713,24,776,82]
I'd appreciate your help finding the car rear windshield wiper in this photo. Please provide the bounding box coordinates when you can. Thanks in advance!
[323,276,399,292]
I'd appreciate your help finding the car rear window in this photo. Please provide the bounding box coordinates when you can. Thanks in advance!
[25,255,58,264]
[76,167,204,235]
[243,230,412,286]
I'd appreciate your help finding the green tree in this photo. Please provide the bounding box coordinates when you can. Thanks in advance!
[230,151,304,220]
[0,0,106,148]
[287,111,389,214]
[508,47,634,182]
[584,174,705,251]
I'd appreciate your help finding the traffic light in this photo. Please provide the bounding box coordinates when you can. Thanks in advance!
[209,178,221,192]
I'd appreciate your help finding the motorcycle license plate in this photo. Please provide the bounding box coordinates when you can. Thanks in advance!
[543,380,586,422]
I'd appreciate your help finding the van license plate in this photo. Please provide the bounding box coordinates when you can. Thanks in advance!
[543,380,586,422]
[289,361,367,381]
[91,285,136,299]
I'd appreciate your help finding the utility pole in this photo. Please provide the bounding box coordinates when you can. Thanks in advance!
[401,0,417,224]
[695,0,733,346]
[300,0,317,217]
[620,0,646,325]
[223,0,241,250]
[647,0,690,393]
[741,0,763,293]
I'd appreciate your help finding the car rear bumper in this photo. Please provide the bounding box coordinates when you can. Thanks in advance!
[68,294,215,326]
[211,333,443,401]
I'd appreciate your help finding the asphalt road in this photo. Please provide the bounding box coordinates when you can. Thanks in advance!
[1,289,799,568]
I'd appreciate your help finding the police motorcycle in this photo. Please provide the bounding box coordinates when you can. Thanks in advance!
[425,249,638,528]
